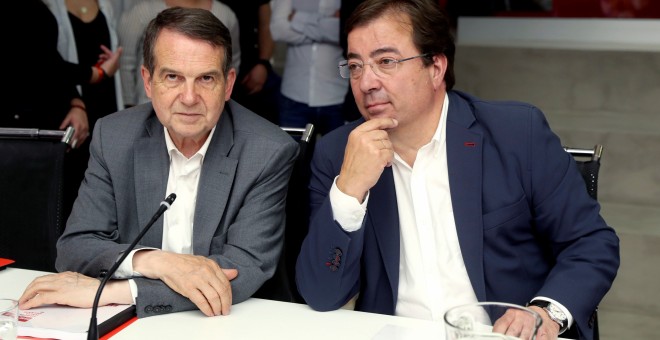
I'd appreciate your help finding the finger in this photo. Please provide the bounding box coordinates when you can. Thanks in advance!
[198,281,223,316]
[187,288,214,317]
[212,269,233,315]
[222,268,238,280]
[356,117,398,133]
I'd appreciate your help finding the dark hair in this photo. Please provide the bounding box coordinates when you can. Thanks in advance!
[346,0,456,90]
[143,6,233,78]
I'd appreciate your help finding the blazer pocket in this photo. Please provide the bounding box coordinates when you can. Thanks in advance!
[482,196,530,230]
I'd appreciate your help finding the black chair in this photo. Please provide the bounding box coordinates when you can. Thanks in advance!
[0,126,74,272]
[564,144,603,200]
[254,124,315,303]
[562,144,603,340]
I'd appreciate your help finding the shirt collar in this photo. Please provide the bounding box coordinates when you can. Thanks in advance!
[164,126,217,160]
[431,93,450,145]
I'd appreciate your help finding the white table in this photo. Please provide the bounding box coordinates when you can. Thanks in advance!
[2,267,569,340]
[1,267,444,339]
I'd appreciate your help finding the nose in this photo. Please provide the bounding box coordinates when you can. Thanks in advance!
[357,64,381,94]
[179,80,199,105]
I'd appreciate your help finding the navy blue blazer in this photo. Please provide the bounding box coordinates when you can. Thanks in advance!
[296,91,619,339]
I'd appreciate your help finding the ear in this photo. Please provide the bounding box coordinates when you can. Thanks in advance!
[141,65,153,98]
[431,54,448,91]
[224,68,237,101]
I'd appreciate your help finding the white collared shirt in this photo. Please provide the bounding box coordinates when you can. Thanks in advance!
[332,94,477,320]
[270,0,348,106]
[390,95,478,320]
[115,127,216,302]
[161,126,215,254]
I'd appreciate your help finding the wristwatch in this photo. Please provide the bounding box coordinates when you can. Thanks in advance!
[527,300,568,332]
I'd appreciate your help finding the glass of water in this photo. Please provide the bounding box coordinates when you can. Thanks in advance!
[0,298,18,340]
[444,301,542,340]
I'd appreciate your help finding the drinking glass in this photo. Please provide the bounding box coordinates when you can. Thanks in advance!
[444,302,542,340]
[0,298,18,340]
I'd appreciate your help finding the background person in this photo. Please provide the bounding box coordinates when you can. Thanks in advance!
[270,0,348,135]
[118,0,241,107]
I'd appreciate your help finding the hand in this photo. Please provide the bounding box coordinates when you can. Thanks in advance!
[527,305,561,339]
[133,251,239,317]
[60,105,89,148]
[336,118,398,202]
[492,306,559,340]
[240,63,268,94]
[18,272,100,309]
[98,44,123,77]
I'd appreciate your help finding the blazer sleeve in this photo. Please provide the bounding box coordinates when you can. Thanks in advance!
[525,107,620,336]
[295,130,364,311]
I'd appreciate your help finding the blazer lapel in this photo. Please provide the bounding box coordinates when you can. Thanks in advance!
[134,113,169,247]
[368,167,400,300]
[446,92,486,302]
[192,111,237,254]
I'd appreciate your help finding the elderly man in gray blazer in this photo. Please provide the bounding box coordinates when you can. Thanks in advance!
[18,7,298,318]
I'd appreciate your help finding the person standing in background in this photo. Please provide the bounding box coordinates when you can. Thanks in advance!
[118,0,241,107]
[4,0,89,145]
[44,0,124,218]
[217,0,281,124]
[271,0,348,135]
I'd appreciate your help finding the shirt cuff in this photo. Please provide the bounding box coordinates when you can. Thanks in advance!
[128,279,138,305]
[532,296,574,334]
[113,248,157,278]
[329,176,368,232]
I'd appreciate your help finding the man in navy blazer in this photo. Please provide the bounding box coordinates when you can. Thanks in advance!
[19,7,298,318]
[295,1,619,339]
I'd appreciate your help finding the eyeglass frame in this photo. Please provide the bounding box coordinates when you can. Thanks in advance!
[338,53,431,79]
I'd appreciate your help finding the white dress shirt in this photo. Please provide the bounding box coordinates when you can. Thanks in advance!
[115,127,216,302]
[331,95,477,319]
[270,0,348,106]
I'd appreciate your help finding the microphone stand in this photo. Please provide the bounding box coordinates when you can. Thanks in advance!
[87,193,176,340]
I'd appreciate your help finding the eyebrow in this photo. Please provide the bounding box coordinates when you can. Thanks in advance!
[347,47,402,60]
[158,67,224,78]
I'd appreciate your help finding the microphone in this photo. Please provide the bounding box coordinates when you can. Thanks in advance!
[87,193,176,340]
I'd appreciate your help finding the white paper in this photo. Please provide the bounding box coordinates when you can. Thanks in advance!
[18,303,133,340]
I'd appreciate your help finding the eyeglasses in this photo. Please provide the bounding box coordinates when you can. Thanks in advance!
[338,53,430,79]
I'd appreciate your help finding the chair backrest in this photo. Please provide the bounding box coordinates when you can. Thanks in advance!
[0,126,74,271]
[562,144,603,340]
[254,124,315,303]
[564,144,603,200]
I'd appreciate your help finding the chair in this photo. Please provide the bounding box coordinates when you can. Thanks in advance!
[564,144,603,200]
[562,144,603,340]
[254,124,315,303]
[0,126,74,272]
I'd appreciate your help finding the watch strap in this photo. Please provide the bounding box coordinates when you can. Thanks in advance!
[527,300,568,332]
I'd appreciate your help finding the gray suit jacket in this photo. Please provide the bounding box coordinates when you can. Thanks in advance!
[56,100,299,318]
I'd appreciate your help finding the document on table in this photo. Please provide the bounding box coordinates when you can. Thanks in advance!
[18,303,135,340]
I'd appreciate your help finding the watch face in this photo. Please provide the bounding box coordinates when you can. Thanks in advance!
[547,303,567,321]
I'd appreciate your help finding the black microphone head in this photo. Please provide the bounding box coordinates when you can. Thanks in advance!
[161,193,176,209]
[165,193,176,205]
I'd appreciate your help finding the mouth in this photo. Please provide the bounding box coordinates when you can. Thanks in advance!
[364,101,390,114]
[175,112,202,122]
